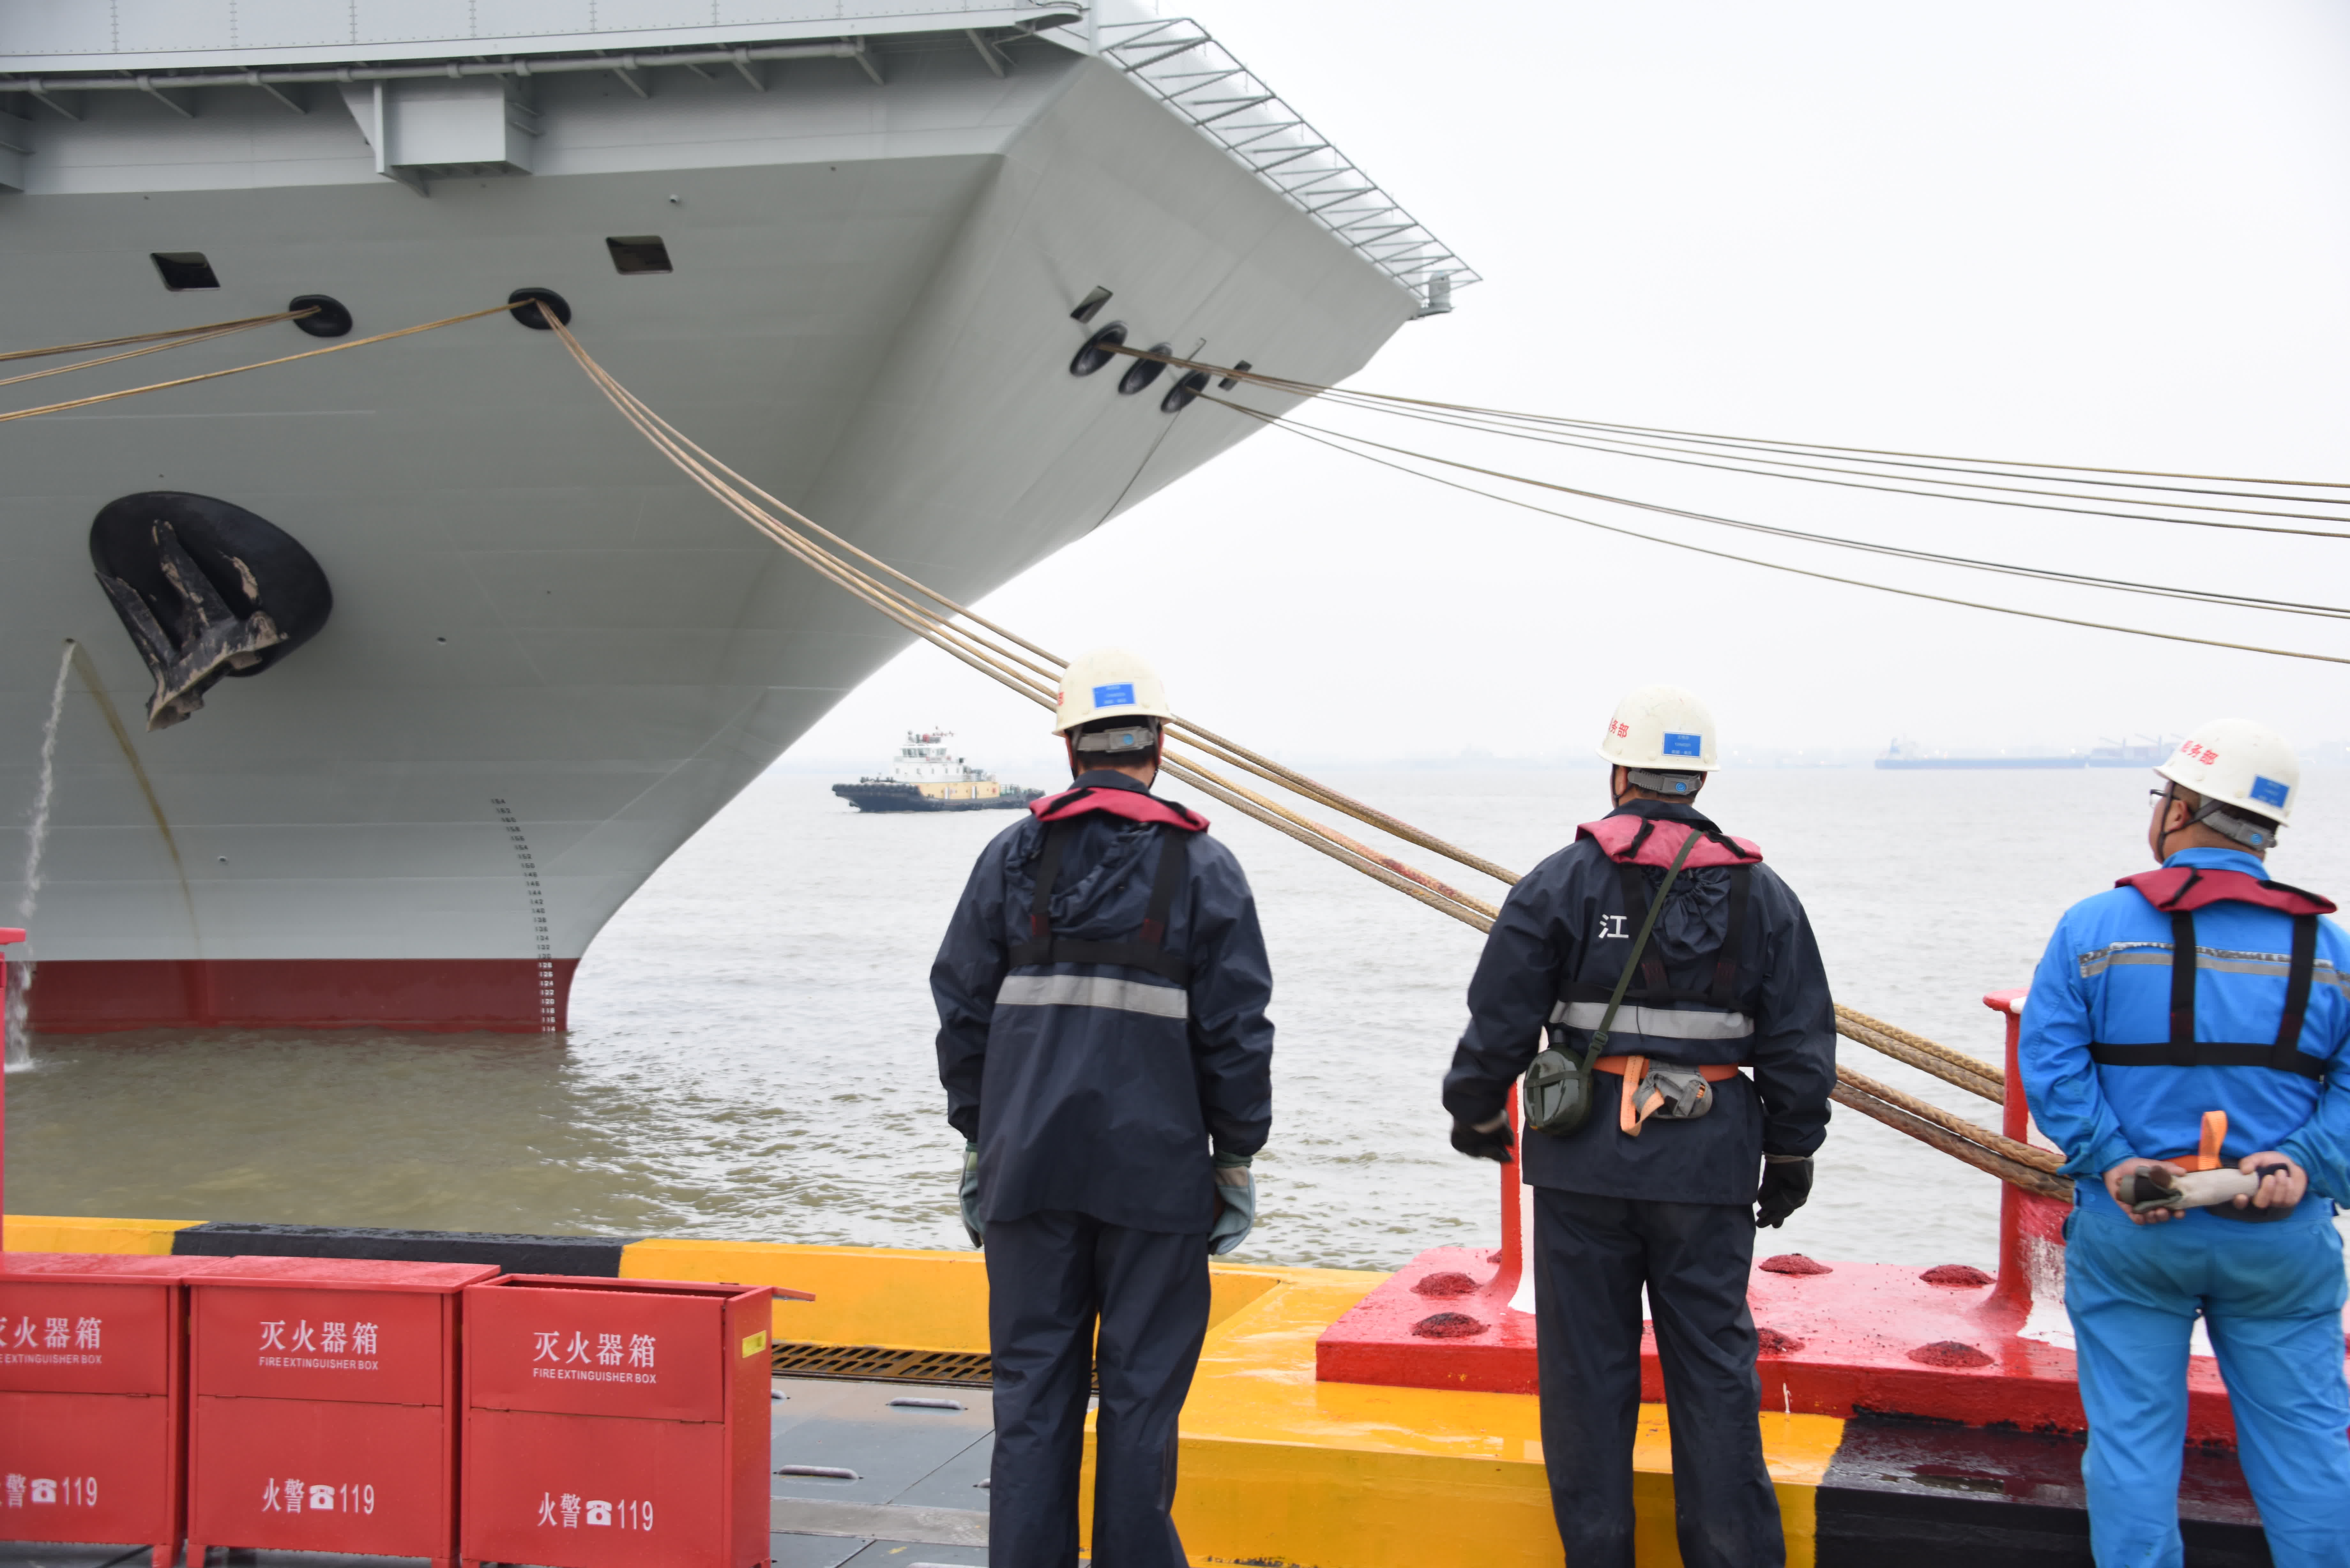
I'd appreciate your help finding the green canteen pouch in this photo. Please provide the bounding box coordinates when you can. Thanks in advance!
[1523,1042,1598,1135]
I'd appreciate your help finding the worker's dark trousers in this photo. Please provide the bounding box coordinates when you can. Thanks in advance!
[986,1210,1210,1568]
[1533,1185,1782,1568]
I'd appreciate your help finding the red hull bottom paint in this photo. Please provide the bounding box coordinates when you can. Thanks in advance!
[1314,1245,2307,1446]
[24,959,577,1034]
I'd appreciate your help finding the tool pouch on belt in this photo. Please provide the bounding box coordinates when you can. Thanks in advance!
[1635,1064,1715,1121]
[1524,828,1702,1138]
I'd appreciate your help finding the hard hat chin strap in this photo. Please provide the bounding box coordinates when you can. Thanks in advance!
[2185,797,2277,851]
[2158,781,2277,858]
[1625,768,1703,797]
[1073,721,1161,755]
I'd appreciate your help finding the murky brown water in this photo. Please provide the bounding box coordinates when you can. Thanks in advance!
[10,767,2349,1272]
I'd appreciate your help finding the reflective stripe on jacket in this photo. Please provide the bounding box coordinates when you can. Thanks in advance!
[931,770,1274,1233]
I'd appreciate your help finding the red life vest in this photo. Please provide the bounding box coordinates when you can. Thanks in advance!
[1030,784,1209,834]
[1560,813,1764,1022]
[1014,785,1204,983]
[1576,814,1763,867]
[2116,866,2335,917]
[2089,867,2337,1080]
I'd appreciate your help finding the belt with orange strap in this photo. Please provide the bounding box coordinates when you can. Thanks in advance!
[1595,1054,1743,1136]
[2168,1108,2232,1172]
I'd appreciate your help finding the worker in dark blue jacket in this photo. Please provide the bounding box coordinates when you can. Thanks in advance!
[931,648,1274,1568]
[2019,720,2350,1568]
[1442,684,1836,1568]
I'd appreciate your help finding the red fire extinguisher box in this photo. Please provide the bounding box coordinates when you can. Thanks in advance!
[186,1258,499,1568]
[459,1275,785,1568]
[0,1253,218,1568]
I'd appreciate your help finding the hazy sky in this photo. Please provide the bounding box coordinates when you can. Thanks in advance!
[795,0,2350,771]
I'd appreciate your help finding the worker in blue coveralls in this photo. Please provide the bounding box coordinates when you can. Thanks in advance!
[2019,719,2350,1568]
[931,647,1274,1568]
[1442,684,1838,1568]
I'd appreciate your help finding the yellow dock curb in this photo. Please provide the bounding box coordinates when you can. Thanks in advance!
[2,1213,198,1254]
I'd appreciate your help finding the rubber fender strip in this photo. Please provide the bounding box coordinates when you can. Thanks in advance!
[171,1220,638,1277]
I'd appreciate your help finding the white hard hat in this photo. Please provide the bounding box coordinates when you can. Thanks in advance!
[1053,647,1172,735]
[1596,684,1720,774]
[2154,719,2299,844]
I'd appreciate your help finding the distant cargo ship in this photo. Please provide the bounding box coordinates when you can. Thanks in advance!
[833,732,1041,814]
[2086,735,2179,768]
[1876,738,2084,771]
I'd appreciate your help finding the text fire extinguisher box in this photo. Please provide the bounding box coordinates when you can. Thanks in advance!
[187,1258,500,1568]
[460,1276,782,1568]
[0,1255,209,1568]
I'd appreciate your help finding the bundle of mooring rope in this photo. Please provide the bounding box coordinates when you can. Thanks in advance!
[1115,345,2350,670]
[0,302,515,425]
[520,301,2071,1198]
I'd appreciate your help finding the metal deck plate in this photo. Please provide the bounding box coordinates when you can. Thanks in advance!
[772,1376,992,1558]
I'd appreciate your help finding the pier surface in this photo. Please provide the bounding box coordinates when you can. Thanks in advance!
[4,1216,2274,1566]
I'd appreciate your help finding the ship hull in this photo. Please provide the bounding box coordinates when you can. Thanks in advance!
[0,36,1421,1029]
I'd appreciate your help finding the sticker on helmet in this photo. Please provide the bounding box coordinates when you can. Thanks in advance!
[1661,732,1703,757]
[1092,682,1137,707]
[2250,775,2290,809]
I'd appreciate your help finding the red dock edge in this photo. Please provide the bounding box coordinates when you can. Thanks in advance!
[1316,990,2344,1443]
[22,959,578,1034]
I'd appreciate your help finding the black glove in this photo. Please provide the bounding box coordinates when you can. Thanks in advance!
[1755,1158,1812,1228]
[1450,1116,1515,1164]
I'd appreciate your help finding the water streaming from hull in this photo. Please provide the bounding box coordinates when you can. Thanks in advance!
[8,640,76,1070]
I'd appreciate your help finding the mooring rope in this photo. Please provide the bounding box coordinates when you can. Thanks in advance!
[531,304,1508,926]
[0,310,315,393]
[535,305,2048,1192]
[1209,396,2350,668]
[1834,1075,2070,1200]
[1275,392,2350,539]
[1112,344,2350,494]
[0,303,515,425]
[1837,1063,2055,1172]
[1837,1006,2004,1103]
[0,307,317,365]
[1240,404,2350,616]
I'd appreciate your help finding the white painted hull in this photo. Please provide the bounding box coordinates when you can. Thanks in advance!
[0,27,1419,1026]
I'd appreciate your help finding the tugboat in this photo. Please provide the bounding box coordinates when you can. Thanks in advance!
[832,731,1042,814]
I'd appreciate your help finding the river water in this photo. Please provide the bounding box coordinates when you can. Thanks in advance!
[8,765,2348,1274]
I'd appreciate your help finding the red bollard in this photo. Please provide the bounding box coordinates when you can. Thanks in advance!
[459,1275,802,1568]
[1983,988,2071,1320]
[186,1259,499,1568]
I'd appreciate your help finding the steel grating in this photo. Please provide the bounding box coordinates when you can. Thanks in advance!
[770,1342,994,1388]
